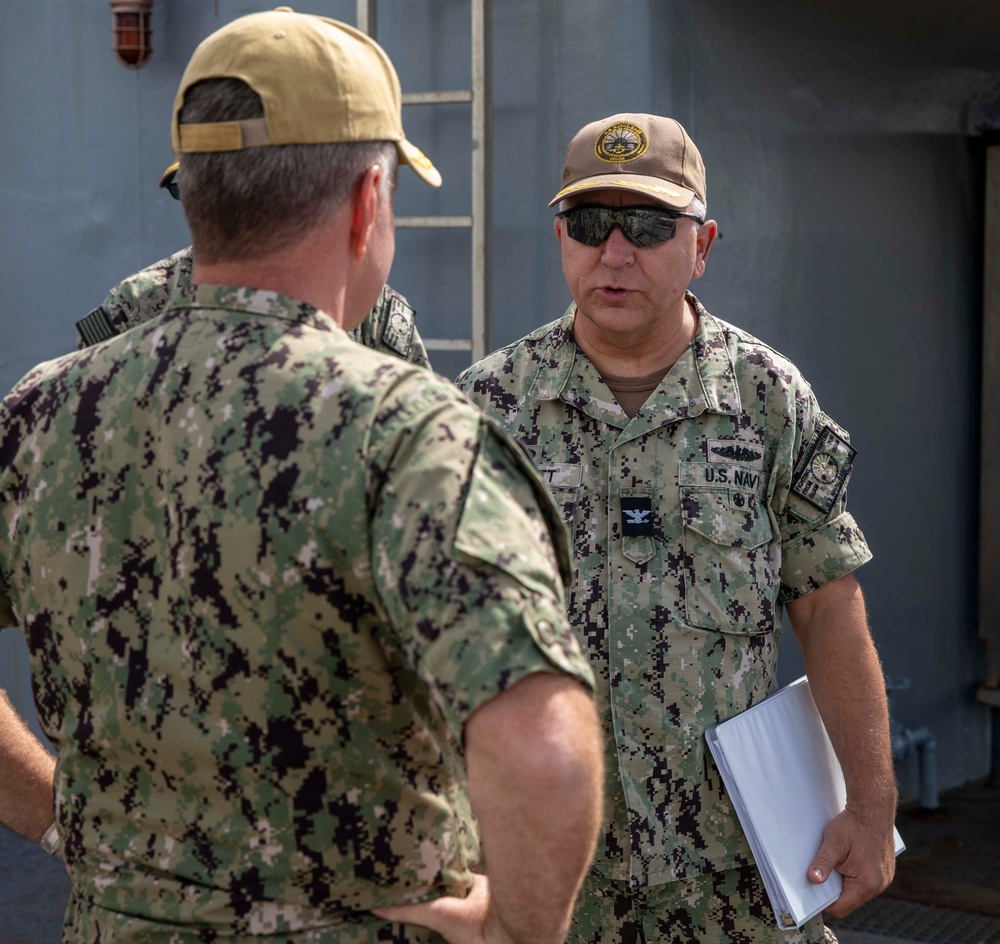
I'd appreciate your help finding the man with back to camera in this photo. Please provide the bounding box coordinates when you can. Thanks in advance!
[0,10,605,943]
[0,165,452,880]
[451,114,898,944]
[76,161,433,369]
[0,163,433,880]
[1,156,429,881]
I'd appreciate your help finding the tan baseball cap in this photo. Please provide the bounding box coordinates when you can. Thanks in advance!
[170,7,441,188]
[549,113,705,210]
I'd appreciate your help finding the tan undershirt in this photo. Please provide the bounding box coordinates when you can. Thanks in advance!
[601,365,671,419]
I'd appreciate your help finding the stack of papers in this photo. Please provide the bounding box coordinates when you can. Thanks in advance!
[705,676,905,929]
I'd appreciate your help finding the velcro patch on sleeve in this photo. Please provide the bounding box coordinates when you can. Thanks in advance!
[379,294,415,359]
[76,306,121,347]
[791,425,856,514]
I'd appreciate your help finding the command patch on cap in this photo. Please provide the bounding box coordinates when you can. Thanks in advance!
[791,425,856,514]
[595,121,649,164]
[548,113,705,209]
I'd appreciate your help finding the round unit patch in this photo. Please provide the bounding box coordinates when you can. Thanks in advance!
[595,121,649,163]
[810,452,840,485]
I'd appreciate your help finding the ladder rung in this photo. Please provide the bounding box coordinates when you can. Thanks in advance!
[397,216,472,229]
[403,90,473,106]
[423,338,474,351]
[356,0,490,362]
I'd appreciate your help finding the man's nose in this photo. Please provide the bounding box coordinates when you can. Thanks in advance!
[601,225,636,265]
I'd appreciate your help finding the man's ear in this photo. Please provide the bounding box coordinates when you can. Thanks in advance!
[349,165,384,261]
[692,219,719,280]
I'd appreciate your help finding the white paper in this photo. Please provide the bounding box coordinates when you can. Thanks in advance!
[705,676,905,929]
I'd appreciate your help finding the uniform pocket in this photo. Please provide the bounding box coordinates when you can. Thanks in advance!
[680,485,776,634]
[534,461,582,525]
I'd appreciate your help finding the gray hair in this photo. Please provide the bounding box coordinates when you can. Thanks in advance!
[178,78,397,264]
[688,196,708,220]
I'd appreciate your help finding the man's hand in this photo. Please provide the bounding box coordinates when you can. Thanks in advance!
[375,672,603,944]
[787,573,898,919]
[807,805,896,917]
[374,875,507,944]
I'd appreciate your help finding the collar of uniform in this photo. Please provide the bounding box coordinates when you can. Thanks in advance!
[166,282,339,333]
[525,305,632,429]
[683,292,742,417]
[527,296,741,422]
[526,304,581,402]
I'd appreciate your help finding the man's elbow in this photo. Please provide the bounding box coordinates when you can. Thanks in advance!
[524,680,604,798]
[467,672,604,814]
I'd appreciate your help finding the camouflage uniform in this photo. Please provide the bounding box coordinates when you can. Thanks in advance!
[75,246,432,369]
[0,283,593,942]
[456,293,871,944]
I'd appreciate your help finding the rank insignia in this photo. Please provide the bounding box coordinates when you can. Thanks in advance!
[621,496,654,536]
[791,425,856,514]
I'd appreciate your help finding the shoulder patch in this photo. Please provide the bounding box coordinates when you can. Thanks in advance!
[379,293,416,359]
[791,425,856,514]
[76,306,121,348]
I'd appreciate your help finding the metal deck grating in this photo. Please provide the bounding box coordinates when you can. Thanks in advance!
[833,898,1000,944]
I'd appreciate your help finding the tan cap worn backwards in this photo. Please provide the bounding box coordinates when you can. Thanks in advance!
[549,113,705,210]
[170,6,441,187]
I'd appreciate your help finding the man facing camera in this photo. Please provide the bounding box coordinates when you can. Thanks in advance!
[457,113,897,944]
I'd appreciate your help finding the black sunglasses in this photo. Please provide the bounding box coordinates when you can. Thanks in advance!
[164,173,180,201]
[557,204,703,248]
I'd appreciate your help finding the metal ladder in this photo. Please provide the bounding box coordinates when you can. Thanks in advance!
[356,0,493,363]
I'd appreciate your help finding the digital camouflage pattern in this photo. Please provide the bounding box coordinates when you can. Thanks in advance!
[76,246,433,370]
[0,283,593,942]
[571,866,834,944]
[455,292,871,889]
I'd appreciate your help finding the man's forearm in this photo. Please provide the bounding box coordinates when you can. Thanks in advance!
[786,572,897,915]
[466,672,604,944]
[787,574,896,815]
[0,690,56,842]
